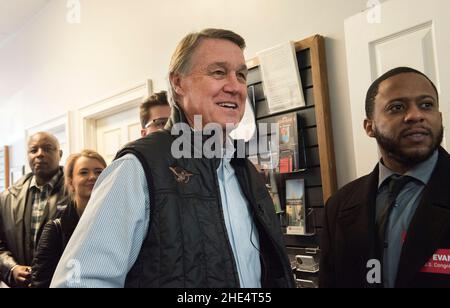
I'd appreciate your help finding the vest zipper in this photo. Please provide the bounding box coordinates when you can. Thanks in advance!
[212,160,241,288]
[253,204,294,287]
[233,162,294,288]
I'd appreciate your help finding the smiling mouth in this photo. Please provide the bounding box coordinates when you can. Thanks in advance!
[217,102,238,110]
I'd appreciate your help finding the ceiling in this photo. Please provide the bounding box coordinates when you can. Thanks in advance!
[0,0,50,47]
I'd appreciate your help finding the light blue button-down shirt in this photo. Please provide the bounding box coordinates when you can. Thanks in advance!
[218,138,261,288]
[376,150,438,288]
[51,143,261,288]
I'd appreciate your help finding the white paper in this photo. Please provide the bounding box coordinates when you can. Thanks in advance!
[230,98,256,142]
[257,41,305,113]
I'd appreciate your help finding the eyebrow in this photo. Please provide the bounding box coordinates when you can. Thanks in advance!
[207,62,248,72]
[237,64,248,72]
[387,95,437,103]
[78,168,104,172]
[29,143,56,149]
[417,95,437,101]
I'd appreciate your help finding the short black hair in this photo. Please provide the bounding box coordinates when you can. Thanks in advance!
[365,67,439,119]
[140,91,170,128]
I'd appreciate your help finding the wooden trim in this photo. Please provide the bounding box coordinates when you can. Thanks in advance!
[78,82,147,151]
[0,145,10,190]
[246,35,337,204]
[4,146,9,189]
[294,35,316,51]
[309,36,337,202]
[247,57,260,69]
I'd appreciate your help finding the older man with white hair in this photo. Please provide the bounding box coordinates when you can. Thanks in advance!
[52,29,294,288]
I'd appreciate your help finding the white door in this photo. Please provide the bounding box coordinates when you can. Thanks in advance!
[52,126,69,167]
[95,108,141,164]
[345,0,450,177]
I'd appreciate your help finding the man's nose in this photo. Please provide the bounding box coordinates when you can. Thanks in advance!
[223,73,244,95]
[36,148,45,157]
[404,105,425,123]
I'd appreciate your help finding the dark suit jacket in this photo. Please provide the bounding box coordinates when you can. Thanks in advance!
[320,147,450,288]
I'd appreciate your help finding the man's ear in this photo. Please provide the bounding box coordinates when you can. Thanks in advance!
[364,118,375,138]
[170,73,184,96]
[59,150,63,159]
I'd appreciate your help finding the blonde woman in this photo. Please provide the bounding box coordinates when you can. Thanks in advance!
[31,150,106,288]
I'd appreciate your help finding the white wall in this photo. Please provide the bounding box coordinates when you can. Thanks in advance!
[0,0,374,188]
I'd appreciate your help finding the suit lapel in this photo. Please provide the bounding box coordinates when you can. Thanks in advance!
[338,166,380,286]
[15,178,33,264]
[12,178,32,226]
[396,149,450,287]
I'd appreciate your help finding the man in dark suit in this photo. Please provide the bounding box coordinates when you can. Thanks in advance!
[320,67,450,288]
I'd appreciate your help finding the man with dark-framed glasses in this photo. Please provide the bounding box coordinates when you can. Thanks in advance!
[139,91,171,137]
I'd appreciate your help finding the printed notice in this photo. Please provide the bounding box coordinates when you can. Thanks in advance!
[257,41,305,114]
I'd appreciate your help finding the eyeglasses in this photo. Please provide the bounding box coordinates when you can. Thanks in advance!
[145,117,169,129]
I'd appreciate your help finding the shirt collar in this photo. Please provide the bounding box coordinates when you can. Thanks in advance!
[378,150,439,189]
[30,168,62,192]
[223,135,236,164]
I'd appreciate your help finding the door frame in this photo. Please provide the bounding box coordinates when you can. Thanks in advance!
[77,80,152,151]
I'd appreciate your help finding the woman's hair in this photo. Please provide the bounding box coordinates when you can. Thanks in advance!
[64,149,107,201]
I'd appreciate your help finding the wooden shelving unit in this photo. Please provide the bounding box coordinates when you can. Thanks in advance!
[246,35,337,287]
[247,35,337,238]
[0,146,10,192]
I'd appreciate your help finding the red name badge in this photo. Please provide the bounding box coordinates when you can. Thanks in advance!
[420,249,450,275]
